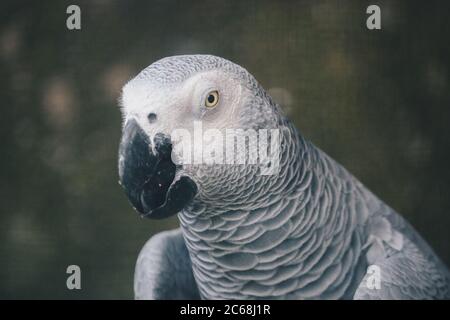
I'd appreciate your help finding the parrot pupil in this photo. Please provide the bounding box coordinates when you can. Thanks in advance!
[208,95,215,103]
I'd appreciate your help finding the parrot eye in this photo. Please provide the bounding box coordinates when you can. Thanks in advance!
[205,90,219,108]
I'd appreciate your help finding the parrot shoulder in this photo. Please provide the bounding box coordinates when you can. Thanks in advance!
[134,228,200,299]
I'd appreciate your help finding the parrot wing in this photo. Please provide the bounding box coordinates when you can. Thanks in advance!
[134,228,200,299]
[354,236,450,299]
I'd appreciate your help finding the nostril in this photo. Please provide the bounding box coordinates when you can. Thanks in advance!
[147,113,157,123]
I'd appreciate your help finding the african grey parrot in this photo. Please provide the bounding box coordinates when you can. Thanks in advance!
[118,55,450,299]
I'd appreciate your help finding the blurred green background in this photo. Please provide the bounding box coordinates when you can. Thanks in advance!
[1,0,449,299]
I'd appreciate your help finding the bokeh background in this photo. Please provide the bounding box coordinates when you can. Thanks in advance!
[1,0,449,299]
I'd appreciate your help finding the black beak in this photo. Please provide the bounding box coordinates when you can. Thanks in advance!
[118,119,197,219]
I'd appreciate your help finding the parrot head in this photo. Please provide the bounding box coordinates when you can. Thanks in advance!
[118,55,283,219]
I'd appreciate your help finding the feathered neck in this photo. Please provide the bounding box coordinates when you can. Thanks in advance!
[178,119,369,299]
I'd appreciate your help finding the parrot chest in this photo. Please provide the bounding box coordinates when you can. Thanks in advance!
[180,197,368,299]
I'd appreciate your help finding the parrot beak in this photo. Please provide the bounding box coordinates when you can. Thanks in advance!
[118,119,197,219]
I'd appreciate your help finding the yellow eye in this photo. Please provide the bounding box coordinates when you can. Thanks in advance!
[205,90,219,108]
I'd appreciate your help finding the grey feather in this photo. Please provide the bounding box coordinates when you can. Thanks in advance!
[134,229,200,299]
